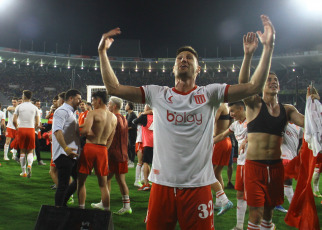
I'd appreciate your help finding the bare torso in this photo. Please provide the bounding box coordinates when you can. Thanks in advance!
[214,103,231,137]
[86,107,117,146]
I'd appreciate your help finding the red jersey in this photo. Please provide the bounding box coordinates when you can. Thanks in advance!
[108,114,128,162]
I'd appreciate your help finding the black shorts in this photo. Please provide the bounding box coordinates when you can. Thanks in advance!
[143,146,153,164]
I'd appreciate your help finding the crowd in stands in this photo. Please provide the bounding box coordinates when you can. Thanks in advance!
[0,62,320,114]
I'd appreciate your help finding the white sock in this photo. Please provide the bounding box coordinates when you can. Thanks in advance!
[216,190,228,206]
[12,149,17,154]
[236,199,247,228]
[122,195,130,209]
[248,221,260,230]
[27,153,34,167]
[135,163,142,182]
[284,185,294,204]
[4,144,9,158]
[260,219,273,230]
[20,155,26,173]
[312,171,320,192]
[79,204,85,209]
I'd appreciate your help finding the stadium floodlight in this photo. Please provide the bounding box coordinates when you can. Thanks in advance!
[0,57,2,63]
[135,62,138,72]
[54,59,57,68]
[13,57,16,64]
[121,68,124,72]
[204,64,207,73]
[162,64,166,73]
[292,68,296,72]
[295,0,322,15]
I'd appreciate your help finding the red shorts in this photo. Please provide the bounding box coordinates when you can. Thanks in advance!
[5,127,16,138]
[135,142,143,153]
[146,184,214,230]
[235,165,245,192]
[244,160,284,207]
[78,143,108,176]
[108,159,128,174]
[17,128,35,150]
[212,137,232,166]
[10,133,19,149]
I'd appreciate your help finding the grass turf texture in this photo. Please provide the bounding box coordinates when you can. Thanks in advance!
[0,151,321,230]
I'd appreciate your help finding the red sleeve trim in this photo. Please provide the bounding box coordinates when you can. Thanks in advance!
[140,87,146,104]
[224,84,230,103]
[229,128,233,133]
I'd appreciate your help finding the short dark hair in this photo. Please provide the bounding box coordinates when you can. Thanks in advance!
[58,92,66,100]
[92,91,108,105]
[269,72,277,76]
[127,102,134,110]
[80,100,87,104]
[23,90,32,100]
[12,97,18,101]
[65,89,81,101]
[228,101,245,109]
[86,102,92,107]
[53,95,59,101]
[35,99,40,103]
[176,46,198,60]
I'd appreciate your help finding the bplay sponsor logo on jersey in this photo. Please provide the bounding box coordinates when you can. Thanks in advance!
[167,110,202,125]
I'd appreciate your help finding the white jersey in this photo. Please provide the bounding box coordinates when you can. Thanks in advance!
[142,83,228,187]
[0,111,5,135]
[6,107,16,130]
[136,124,142,143]
[14,102,40,128]
[281,123,303,160]
[229,119,248,165]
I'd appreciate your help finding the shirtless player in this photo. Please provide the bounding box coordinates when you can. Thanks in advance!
[78,91,117,210]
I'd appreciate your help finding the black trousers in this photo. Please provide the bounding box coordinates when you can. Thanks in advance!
[54,154,77,207]
[35,133,42,162]
[128,137,136,162]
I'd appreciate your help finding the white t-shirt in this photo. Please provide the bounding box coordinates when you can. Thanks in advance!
[142,83,228,187]
[281,123,303,160]
[136,124,142,143]
[0,110,5,135]
[14,102,39,128]
[6,108,16,130]
[52,103,80,161]
[229,119,248,165]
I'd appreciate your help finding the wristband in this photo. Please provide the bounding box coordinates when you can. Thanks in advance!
[64,146,69,152]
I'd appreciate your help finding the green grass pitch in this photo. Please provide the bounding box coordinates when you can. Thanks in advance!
[0,151,321,230]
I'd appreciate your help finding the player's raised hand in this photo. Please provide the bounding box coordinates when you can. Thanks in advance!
[257,15,275,48]
[243,32,258,56]
[98,28,121,52]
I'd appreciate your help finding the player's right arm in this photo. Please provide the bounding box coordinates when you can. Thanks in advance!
[213,129,232,144]
[7,106,15,112]
[98,28,143,103]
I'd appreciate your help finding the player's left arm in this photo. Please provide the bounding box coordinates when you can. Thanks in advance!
[80,111,94,136]
[285,104,304,128]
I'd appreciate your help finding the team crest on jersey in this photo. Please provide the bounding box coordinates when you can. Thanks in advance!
[194,94,206,104]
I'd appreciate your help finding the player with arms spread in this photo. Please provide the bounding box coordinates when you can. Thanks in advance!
[98,15,275,230]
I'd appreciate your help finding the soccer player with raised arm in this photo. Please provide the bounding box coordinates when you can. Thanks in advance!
[98,15,275,230]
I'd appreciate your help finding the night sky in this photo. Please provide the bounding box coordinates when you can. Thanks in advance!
[0,0,322,58]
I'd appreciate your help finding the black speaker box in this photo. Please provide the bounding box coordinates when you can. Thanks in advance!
[34,205,114,230]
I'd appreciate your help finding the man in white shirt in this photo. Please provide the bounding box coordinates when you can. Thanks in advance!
[52,89,81,207]
[98,15,275,229]
[4,97,18,160]
[13,90,40,177]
